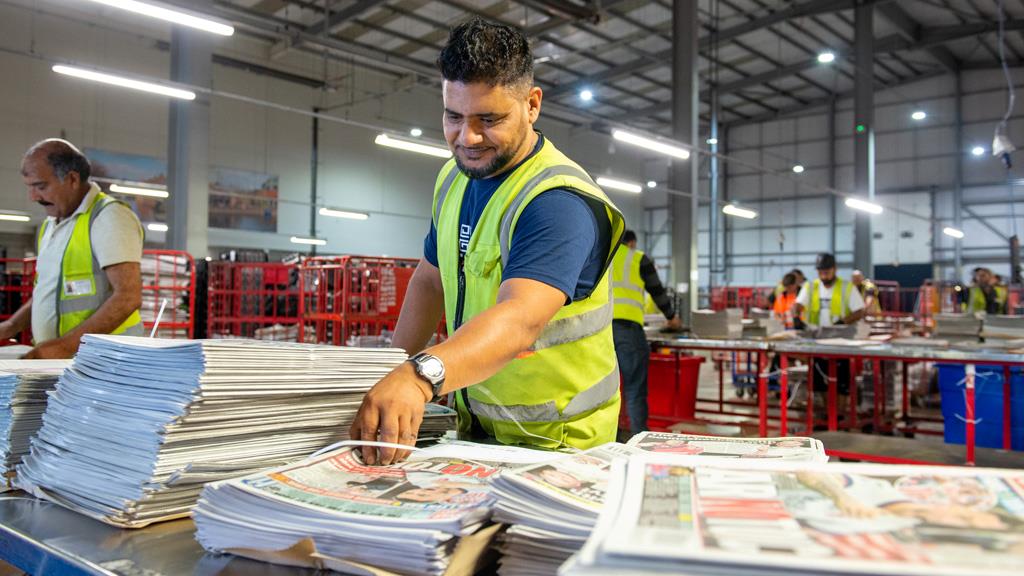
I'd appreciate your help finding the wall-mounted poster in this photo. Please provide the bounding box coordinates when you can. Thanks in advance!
[208,167,279,232]
[84,148,279,233]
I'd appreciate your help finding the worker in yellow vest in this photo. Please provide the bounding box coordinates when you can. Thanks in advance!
[851,270,882,315]
[350,19,625,464]
[965,267,1000,314]
[992,274,1009,314]
[793,253,867,403]
[611,230,680,436]
[0,140,143,359]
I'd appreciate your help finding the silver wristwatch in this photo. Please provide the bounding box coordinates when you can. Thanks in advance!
[409,352,446,402]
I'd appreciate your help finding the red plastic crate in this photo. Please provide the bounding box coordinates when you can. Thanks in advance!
[141,250,195,339]
[207,261,300,340]
[0,258,35,345]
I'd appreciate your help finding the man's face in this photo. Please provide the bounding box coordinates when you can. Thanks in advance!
[818,267,836,285]
[977,270,992,285]
[442,80,540,179]
[851,272,864,286]
[22,155,83,219]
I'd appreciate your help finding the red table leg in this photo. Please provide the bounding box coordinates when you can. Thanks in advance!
[966,364,976,466]
[1004,365,1012,451]
[872,360,882,432]
[874,360,884,431]
[806,356,815,434]
[779,354,789,436]
[828,359,838,431]
[758,352,768,437]
[902,362,910,423]
[717,358,724,414]
[849,359,860,430]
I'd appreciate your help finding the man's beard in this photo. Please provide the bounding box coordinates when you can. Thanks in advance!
[454,146,518,179]
[821,278,836,288]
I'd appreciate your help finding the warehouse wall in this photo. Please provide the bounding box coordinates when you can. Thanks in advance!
[713,69,1024,287]
[0,0,648,260]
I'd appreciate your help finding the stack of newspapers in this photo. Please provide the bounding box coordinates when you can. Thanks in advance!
[565,457,1024,576]
[982,315,1024,342]
[934,313,982,343]
[15,334,420,527]
[0,360,69,488]
[691,309,743,339]
[195,441,554,575]
[492,433,827,576]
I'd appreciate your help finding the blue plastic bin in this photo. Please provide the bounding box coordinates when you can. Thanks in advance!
[937,364,1024,450]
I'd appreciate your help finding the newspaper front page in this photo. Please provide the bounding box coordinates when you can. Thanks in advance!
[627,432,827,462]
[578,456,1024,576]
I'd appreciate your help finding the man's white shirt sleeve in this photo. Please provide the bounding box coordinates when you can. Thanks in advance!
[846,282,866,313]
[795,283,811,308]
[91,203,143,268]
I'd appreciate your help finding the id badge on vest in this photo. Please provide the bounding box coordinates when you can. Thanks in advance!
[64,278,94,297]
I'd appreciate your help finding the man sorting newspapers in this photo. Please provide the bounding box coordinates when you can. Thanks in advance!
[349,18,625,464]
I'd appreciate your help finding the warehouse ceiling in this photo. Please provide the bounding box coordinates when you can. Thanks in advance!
[204,0,1024,131]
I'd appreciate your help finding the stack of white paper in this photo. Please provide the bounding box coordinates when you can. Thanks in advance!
[690,309,743,339]
[15,334,412,527]
[0,360,69,488]
[564,456,1024,576]
[934,313,982,343]
[982,315,1024,341]
[0,345,32,360]
[195,442,553,575]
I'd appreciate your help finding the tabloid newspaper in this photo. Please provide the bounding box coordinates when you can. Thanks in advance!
[627,431,827,462]
[565,455,1024,576]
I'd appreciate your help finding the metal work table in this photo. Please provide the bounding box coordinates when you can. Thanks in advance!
[0,493,316,576]
[649,336,1024,465]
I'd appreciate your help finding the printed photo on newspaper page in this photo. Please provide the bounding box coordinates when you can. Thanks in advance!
[627,431,827,462]
[598,457,1024,576]
[503,443,639,512]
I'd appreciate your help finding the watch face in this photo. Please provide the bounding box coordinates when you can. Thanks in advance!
[419,357,444,379]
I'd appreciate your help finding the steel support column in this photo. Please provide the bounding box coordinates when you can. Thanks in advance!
[166,27,212,256]
[709,89,720,290]
[853,2,875,273]
[671,0,700,320]
[829,99,837,254]
[953,72,964,280]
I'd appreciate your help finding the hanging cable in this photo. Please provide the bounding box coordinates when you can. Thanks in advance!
[995,0,1019,236]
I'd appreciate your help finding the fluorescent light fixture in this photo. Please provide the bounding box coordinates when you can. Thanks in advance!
[943,227,965,239]
[646,180,657,188]
[971,146,985,156]
[722,204,758,219]
[596,176,643,194]
[83,0,234,36]
[374,134,451,158]
[146,222,168,232]
[792,164,805,174]
[0,213,31,222]
[612,129,690,160]
[318,207,369,220]
[817,51,836,64]
[911,110,927,121]
[109,183,169,198]
[290,236,327,246]
[409,127,423,137]
[52,64,196,100]
[580,89,594,101]
[845,197,883,214]
[706,137,718,145]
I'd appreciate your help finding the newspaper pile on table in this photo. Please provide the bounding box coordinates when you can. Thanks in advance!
[626,432,827,462]
[14,334,429,527]
[195,441,555,576]
[565,456,1024,576]
[493,433,826,576]
[0,345,32,360]
[0,360,69,489]
[934,313,982,343]
[981,315,1024,343]
[691,309,743,339]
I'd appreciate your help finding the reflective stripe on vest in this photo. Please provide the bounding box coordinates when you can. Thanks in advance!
[433,137,626,450]
[611,244,645,325]
[38,192,144,338]
[966,286,988,313]
[807,277,851,326]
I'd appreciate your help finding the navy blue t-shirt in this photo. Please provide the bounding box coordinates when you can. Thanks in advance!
[423,134,609,302]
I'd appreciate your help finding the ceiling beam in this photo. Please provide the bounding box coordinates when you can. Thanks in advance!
[306,0,390,37]
[876,2,959,71]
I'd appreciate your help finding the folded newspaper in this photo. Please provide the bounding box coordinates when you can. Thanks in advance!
[564,455,1024,576]
[493,433,826,576]
[0,360,69,490]
[195,441,556,576]
[15,334,428,527]
[627,432,828,462]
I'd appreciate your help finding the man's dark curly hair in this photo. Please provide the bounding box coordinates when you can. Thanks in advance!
[437,18,533,92]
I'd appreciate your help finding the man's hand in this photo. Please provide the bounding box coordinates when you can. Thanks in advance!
[665,315,682,331]
[349,361,431,465]
[23,338,75,359]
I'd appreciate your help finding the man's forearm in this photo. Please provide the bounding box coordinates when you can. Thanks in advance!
[843,309,866,325]
[51,290,140,353]
[391,262,446,356]
[2,298,33,334]
[421,297,549,395]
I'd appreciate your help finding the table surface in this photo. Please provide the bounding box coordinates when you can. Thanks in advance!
[0,493,317,576]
